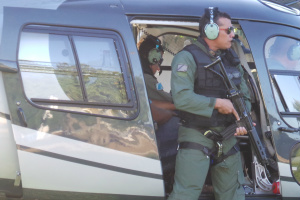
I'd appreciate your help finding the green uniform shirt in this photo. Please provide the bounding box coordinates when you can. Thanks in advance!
[171,41,251,153]
[144,73,173,102]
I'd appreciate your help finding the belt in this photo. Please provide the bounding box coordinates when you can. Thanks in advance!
[178,141,240,165]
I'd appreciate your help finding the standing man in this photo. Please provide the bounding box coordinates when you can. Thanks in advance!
[168,7,251,200]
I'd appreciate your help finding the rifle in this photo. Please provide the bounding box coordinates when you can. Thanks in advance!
[204,56,272,186]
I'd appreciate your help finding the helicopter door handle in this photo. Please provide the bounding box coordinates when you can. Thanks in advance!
[278,127,300,133]
[17,107,27,127]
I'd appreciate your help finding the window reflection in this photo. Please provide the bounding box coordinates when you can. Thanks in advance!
[273,75,300,112]
[73,36,128,104]
[290,143,300,186]
[18,28,137,118]
[265,36,300,116]
[19,32,83,101]
[265,36,300,71]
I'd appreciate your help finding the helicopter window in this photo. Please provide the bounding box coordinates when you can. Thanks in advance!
[272,74,300,113]
[290,142,300,186]
[18,27,137,119]
[265,36,300,71]
[265,36,300,117]
[72,36,128,104]
[19,32,83,101]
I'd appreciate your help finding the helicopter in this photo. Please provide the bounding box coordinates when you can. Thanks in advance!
[0,0,300,199]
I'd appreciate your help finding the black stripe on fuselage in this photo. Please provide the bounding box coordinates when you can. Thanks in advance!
[22,187,165,200]
[0,112,10,120]
[281,176,296,182]
[19,145,163,180]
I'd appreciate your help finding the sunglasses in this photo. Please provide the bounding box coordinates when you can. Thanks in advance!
[219,26,234,34]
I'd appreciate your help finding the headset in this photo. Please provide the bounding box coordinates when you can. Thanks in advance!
[148,48,162,65]
[204,7,219,40]
[270,37,300,61]
[147,35,163,65]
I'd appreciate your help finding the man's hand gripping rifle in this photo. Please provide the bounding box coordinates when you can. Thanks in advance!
[204,56,273,191]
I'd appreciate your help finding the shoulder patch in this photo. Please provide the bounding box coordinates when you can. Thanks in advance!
[177,64,188,72]
[156,82,164,91]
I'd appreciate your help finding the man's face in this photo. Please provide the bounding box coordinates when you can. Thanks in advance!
[214,17,235,50]
[150,63,160,75]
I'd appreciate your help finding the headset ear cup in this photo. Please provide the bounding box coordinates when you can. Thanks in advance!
[148,49,162,64]
[287,44,300,61]
[204,23,219,40]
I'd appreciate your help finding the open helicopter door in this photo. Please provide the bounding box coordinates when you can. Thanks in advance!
[0,1,164,199]
[239,20,300,198]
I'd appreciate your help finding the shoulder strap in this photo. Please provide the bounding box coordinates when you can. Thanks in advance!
[231,40,275,157]
[183,44,215,82]
[183,44,213,66]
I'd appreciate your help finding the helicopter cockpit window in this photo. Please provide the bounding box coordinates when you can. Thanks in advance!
[272,74,300,113]
[265,36,300,126]
[18,26,137,119]
[265,36,300,71]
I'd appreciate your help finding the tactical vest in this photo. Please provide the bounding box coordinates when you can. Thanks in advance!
[179,44,242,128]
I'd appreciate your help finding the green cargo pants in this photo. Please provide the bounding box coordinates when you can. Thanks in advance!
[168,148,245,200]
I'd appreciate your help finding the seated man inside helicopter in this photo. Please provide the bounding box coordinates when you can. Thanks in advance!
[138,35,180,183]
